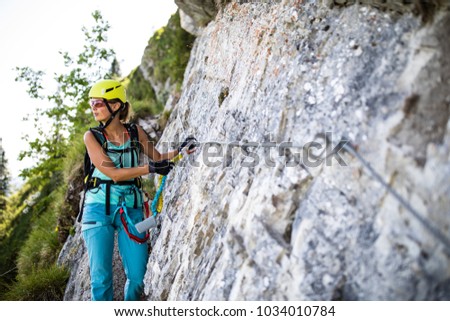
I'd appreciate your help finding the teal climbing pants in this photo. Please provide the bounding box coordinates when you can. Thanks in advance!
[82,203,148,301]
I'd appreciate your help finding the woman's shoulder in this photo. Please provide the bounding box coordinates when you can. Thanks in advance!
[84,129,94,141]
[84,127,106,145]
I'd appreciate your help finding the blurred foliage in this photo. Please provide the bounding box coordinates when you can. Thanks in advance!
[0,139,8,219]
[0,183,34,292]
[15,10,113,182]
[1,8,195,301]
[1,10,113,300]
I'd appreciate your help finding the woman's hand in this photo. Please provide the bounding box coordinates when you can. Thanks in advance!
[179,136,198,154]
[149,160,175,176]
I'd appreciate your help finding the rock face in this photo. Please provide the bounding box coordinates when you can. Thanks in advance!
[143,1,450,300]
[175,0,219,29]
[179,9,203,36]
[59,0,450,301]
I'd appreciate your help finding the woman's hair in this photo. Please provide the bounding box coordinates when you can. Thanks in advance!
[109,99,133,122]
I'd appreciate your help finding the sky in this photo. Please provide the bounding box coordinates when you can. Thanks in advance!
[0,0,178,189]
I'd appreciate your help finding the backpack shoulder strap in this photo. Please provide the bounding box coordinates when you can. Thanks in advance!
[123,122,140,168]
[124,122,140,149]
[83,126,107,183]
[78,127,107,223]
[89,126,107,150]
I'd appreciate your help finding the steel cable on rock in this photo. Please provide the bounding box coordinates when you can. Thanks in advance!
[340,137,450,256]
[173,111,450,254]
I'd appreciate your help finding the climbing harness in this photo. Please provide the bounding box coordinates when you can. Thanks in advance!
[116,200,149,244]
[77,123,141,222]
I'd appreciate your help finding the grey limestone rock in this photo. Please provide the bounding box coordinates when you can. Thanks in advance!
[180,9,204,35]
[175,0,221,28]
[143,1,450,300]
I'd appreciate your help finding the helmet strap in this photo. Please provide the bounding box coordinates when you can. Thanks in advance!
[104,99,114,115]
[99,99,124,130]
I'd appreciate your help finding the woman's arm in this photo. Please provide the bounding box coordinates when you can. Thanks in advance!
[137,125,179,161]
[84,130,149,182]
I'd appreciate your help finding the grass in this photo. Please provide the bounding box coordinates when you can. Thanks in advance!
[0,172,66,300]
[2,265,69,301]
[16,198,61,276]
[0,184,36,286]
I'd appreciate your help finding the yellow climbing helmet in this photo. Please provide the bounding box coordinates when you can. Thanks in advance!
[89,79,127,103]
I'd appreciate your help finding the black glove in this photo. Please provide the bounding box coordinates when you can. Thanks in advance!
[148,160,174,176]
[178,136,198,152]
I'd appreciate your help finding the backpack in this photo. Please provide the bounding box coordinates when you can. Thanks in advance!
[77,123,141,222]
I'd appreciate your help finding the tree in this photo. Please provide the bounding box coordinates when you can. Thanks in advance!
[109,57,122,79]
[15,11,117,183]
[0,138,8,212]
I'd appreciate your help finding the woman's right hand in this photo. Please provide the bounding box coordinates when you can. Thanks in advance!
[178,136,198,153]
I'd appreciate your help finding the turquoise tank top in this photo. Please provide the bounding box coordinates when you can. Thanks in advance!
[84,139,143,208]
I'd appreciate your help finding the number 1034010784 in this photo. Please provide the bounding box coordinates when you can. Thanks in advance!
[256,305,336,317]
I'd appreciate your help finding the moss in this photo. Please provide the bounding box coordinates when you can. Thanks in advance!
[142,10,196,98]
[125,67,156,101]
[141,178,157,201]
[123,10,195,117]
[123,67,163,119]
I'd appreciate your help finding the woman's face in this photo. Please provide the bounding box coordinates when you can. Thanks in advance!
[89,98,119,122]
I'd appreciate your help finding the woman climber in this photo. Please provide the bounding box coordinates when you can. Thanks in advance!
[80,79,196,300]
